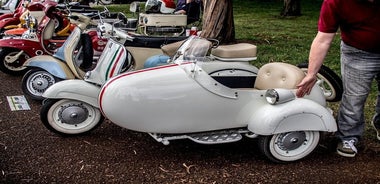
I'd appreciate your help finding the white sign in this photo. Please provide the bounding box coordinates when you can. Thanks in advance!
[6,96,31,111]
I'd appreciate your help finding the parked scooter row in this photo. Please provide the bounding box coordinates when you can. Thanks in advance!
[0,0,97,36]
[0,2,115,76]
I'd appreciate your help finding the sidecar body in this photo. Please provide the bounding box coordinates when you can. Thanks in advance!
[99,37,336,136]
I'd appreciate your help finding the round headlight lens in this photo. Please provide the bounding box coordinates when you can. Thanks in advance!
[265,89,279,104]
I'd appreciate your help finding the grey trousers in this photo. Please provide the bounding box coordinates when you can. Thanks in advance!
[337,42,380,141]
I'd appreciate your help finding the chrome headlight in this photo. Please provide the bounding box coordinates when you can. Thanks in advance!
[84,71,91,79]
[265,89,295,105]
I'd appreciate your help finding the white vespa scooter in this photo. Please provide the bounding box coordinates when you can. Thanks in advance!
[40,36,337,163]
[21,13,191,101]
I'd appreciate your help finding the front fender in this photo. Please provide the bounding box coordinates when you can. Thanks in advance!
[0,17,19,28]
[0,13,14,20]
[0,39,43,56]
[24,55,75,79]
[43,80,100,108]
[247,98,337,135]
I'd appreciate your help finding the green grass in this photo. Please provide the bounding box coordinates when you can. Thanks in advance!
[102,0,378,140]
[233,0,339,68]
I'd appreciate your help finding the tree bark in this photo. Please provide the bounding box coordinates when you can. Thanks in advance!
[281,0,301,16]
[200,0,235,43]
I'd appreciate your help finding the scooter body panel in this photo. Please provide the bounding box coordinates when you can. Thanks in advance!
[0,13,14,20]
[86,38,128,85]
[43,79,100,108]
[0,39,43,56]
[0,16,19,28]
[24,55,76,79]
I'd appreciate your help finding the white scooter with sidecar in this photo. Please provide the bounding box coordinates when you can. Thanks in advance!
[40,36,338,163]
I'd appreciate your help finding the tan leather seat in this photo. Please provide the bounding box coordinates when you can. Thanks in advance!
[254,62,305,90]
[211,43,257,59]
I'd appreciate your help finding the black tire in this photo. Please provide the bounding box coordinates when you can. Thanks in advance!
[79,33,94,70]
[258,131,320,164]
[0,48,30,76]
[0,28,4,39]
[53,13,64,32]
[21,68,62,101]
[297,62,343,102]
[40,99,104,136]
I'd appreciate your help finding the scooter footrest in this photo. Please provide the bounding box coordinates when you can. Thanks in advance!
[187,130,242,144]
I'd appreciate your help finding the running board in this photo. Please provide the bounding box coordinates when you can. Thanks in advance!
[149,129,253,145]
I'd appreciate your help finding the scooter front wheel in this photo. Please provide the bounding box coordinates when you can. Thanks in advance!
[0,48,30,76]
[21,68,62,101]
[40,99,104,136]
[258,131,320,163]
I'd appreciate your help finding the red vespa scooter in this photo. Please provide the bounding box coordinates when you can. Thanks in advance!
[0,0,70,76]
[0,0,28,33]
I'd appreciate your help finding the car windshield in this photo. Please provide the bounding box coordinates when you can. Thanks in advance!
[173,36,212,64]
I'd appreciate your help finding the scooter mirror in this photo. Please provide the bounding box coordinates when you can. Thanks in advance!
[130,1,141,13]
[117,12,128,25]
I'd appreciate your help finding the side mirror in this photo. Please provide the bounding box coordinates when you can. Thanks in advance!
[130,1,141,13]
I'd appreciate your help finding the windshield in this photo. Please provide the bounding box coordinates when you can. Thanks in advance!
[173,36,212,64]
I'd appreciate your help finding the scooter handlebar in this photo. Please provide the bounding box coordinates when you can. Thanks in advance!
[99,22,134,42]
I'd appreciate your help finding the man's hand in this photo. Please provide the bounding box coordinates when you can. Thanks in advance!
[296,74,317,97]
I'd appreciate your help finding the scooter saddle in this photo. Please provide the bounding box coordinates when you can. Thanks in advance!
[211,43,257,61]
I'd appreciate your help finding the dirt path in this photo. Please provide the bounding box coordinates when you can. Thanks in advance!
[1,72,380,183]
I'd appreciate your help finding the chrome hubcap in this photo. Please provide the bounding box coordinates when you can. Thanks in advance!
[58,104,89,125]
[276,131,306,151]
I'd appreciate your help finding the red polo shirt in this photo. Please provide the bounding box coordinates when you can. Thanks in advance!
[318,0,380,53]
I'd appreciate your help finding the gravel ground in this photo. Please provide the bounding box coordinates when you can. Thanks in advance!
[1,71,380,183]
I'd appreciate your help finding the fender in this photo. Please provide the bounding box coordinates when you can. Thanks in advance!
[24,55,76,79]
[0,13,14,20]
[0,17,19,28]
[0,39,44,56]
[247,98,337,135]
[43,80,100,108]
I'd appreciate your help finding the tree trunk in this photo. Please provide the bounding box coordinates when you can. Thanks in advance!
[200,0,235,43]
[281,0,301,16]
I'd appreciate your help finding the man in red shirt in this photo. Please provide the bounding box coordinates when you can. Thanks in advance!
[296,0,380,157]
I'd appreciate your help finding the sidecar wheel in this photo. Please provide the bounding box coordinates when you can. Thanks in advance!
[258,131,320,163]
[0,48,30,76]
[21,68,61,101]
[40,99,104,136]
[298,62,343,102]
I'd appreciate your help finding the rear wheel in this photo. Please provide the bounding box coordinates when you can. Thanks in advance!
[258,131,320,163]
[21,68,61,101]
[0,48,30,76]
[298,62,343,102]
[40,99,104,136]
